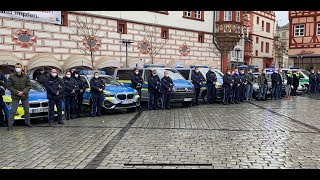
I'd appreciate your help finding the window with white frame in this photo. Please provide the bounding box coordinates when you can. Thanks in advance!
[317,23,320,35]
[194,11,201,19]
[224,11,232,21]
[232,51,234,57]
[236,11,240,22]
[294,24,305,37]
[184,11,192,17]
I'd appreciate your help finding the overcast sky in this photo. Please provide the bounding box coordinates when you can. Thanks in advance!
[275,11,289,26]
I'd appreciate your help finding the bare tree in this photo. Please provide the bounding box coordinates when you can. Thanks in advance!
[142,17,169,64]
[69,11,105,68]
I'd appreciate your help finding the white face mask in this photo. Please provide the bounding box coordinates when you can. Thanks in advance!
[75,74,79,78]
[263,71,266,74]
[66,75,71,78]
[165,74,169,77]
[135,71,139,75]
[95,75,99,79]
[210,69,214,72]
[15,68,22,73]
[52,73,57,77]
[195,70,199,73]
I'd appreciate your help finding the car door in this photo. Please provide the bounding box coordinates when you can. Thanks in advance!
[80,76,90,105]
[142,69,152,102]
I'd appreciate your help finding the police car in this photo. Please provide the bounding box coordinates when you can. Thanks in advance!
[3,79,64,120]
[79,70,140,112]
[281,68,309,93]
[113,64,195,107]
[173,65,224,103]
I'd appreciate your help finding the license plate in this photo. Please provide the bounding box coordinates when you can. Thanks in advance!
[31,108,48,113]
[183,98,192,101]
[121,100,132,104]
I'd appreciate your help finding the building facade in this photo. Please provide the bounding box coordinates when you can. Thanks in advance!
[0,11,221,77]
[246,11,276,69]
[274,23,290,68]
[289,11,320,70]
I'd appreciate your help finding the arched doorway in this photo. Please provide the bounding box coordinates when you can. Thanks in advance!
[62,55,93,73]
[0,52,24,74]
[27,54,62,79]
[94,56,120,76]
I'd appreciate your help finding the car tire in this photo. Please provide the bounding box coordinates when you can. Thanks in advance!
[201,90,207,104]
[127,107,137,113]
[156,94,163,109]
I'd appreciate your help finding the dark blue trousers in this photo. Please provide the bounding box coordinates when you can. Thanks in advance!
[232,86,240,103]
[223,86,231,104]
[91,93,103,116]
[207,85,216,104]
[48,98,63,123]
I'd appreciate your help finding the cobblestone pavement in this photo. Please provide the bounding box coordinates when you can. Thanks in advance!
[1,95,320,169]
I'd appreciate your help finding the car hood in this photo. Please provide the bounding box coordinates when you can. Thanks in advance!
[5,90,47,101]
[172,79,193,88]
[104,86,135,94]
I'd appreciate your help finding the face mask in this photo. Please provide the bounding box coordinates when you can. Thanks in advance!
[135,72,139,75]
[227,72,230,75]
[152,72,157,76]
[66,75,71,78]
[15,68,22,73]
[75,74,79,78]
[195,70,199,73]
[165,74,169,77]
[95,75,99,79]
[263,71,266,74]
[249,71,252,74]
[52,73,57,77]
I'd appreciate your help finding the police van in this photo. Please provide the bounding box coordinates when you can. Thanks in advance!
[281,68,309,93]
[173,65,224,103]
[79,70,140,112]
[113,64,195,107]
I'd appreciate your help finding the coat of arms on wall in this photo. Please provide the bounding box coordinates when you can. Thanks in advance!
[83,36,101,52]
[138,39,151,54]
[179,43,190,56]
[12,29,37,48]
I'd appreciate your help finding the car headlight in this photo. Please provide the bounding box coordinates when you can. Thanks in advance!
[134,90,139,95]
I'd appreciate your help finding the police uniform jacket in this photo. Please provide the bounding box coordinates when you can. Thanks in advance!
[191,71,203,89]
[223,74,233,87]
[240,73,248,86]
[46,74,64,100]
[206,71,217,87]
[233,73,241,87]
[90,77,105,94]
[131,73,143,89]
[147,74,160,93]
[63,76,79,96]
[161,76,174,95]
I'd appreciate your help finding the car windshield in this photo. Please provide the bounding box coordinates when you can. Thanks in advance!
[31,80,45,91]
[99,76,122,86]
[199,68,223,78]
[157,69,185,80]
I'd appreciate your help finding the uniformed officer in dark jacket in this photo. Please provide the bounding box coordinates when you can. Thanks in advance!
[239,69,247,102]
[271,70,280,100]
[206,66,217,104]
[0,70,7,127]
[316,70,320,93]
[309,69,317,94]
[232,69,241,104]
[45,69,64,126]
[74,71,86,118]
[191,67,204,106]
[223,69,233,105]
[90,72,105,117]
[292,70,301,96]
[160,71,174,110]
[147,69,160,110]
[131,68,143,109]
[63,71,79,120]
[36,69,47,87]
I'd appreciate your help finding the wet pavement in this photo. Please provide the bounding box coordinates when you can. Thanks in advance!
[1,94,320,169]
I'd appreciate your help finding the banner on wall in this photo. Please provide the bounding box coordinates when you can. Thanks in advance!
[0,11,61,25]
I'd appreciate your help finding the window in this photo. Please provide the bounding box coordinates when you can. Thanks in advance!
[116,70,142,80]
[184,11,192,17]
[224,11,232,21]
[177,70,190,80]
[266,22,270,33]
[144,70,152,80]
[257,16,259,24]
[183,11,204,21]
[216,11,220,21]
[294,24,305,37]
[282,32,286,38]
[198,32,204,43]
[236,11,240,22]
[256,37,259,43]
[232,51,235,57]
[161,27,169,39]
[117,21,127,34]
[261,41,264,52]
[255,50,258,56]
[262,20,264,31]
[317,23,320,35]
[266,42,269,53]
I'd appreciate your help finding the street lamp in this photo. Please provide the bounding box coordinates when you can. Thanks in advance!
[214,11,244,73]
[120,39,134,68]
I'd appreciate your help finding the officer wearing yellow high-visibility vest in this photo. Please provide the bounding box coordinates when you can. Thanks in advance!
[285,70,293,99]
[292,70,301,96]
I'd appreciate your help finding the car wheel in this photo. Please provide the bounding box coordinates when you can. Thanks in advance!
[201,90,207,104]
[156,94,163,109]
[127,107,137,113]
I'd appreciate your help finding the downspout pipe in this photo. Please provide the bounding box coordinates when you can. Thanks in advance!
[212,11,222,72]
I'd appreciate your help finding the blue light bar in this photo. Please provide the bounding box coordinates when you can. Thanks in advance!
[79,70,106,75]
[189,65,208,68]
[144,64,166,68]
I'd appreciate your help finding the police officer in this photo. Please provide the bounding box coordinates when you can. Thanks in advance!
[191,67,203,106]
[245,69,255,101]
[292,70,301,96]
[271,69,280,100]
[45,69,64,126]
[63,71,79,120]
[239,69,247,102]
[223,69,233,105]
[147,69,160,110]
[277,68,284,99]
[316,70,320,94]
[0,70,7,127]
[90,72,105,117]
[309,69,317,94]
[206,66,217,104]
[161,71,174,110]
[131,68,143,110]
[36,69,47,87]
[74,71,86,118]
[232,69,241,104]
